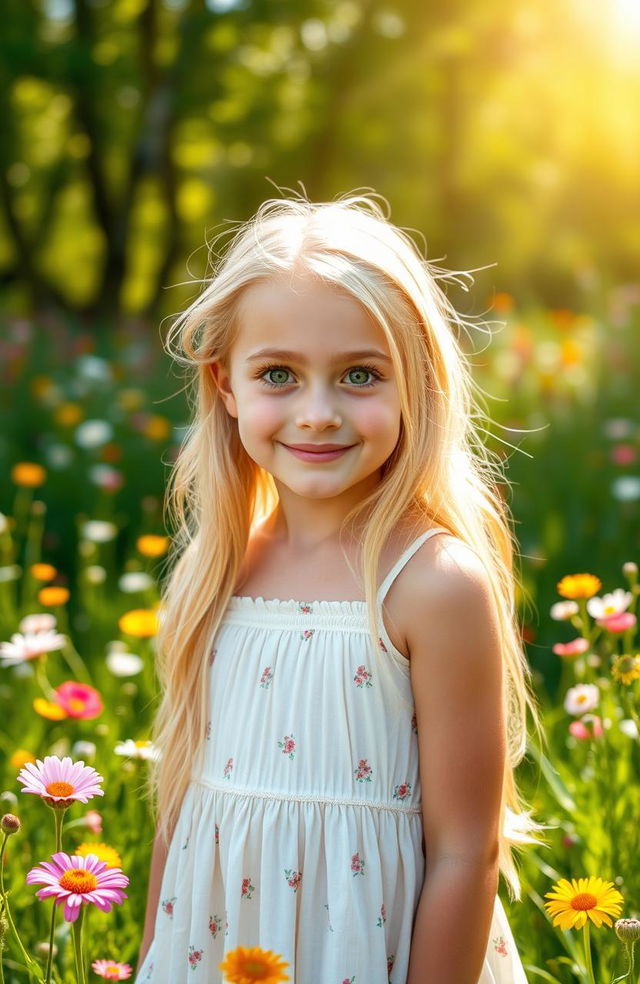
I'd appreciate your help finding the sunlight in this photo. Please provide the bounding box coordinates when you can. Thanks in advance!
[611,0,640,32]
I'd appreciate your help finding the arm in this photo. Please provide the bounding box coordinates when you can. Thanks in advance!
[403,541,506,984]
[136,822,173,974]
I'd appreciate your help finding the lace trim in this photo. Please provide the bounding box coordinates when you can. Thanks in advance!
[190,776,422,816]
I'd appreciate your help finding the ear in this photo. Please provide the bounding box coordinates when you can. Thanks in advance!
[209,360,238,419]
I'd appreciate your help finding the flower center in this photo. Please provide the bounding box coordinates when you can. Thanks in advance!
[45,781,75,797]
[69,698,86,712]
[59,868,98,893]
[571,892,598,911]
[104,965,120,978]
[243,961,268,977]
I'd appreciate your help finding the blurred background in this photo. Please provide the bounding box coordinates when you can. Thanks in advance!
[1,0,639,979]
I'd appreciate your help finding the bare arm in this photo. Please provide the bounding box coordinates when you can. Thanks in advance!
[402,540,506,984]
[136,823,173,974]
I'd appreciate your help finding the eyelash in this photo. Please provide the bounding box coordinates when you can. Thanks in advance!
[254,362,384,390]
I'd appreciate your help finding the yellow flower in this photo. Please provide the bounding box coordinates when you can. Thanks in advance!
[136,535,170,558]
[55,402,83,427]
[10,749,36,769]
[118,608,159,638]
[11,462,47,488]
[33,698,68,721]
[219,945,290,983]
[38,586,70,606]
[76,842,122,868]
[557,574,602,600]
[612,654,640,685]
[544,877,624,930]
[30,563,57,582]
[143,415,171,441]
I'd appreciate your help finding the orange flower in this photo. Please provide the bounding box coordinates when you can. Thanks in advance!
[219,945,290,983]
[30,563,57,582]
[136,535,169,558]
[33,698,68,721]
[10,749,37,769]
[557,574,602,600]
[11,462,46,488]
[38,586,70,606]
[118,609,159,638]
[143,416,171,441]
[492,292,514,313]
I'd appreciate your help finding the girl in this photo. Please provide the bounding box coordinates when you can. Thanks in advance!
[135,192,540,984]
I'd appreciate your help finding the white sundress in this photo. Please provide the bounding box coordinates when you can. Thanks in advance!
[135,527,528,984]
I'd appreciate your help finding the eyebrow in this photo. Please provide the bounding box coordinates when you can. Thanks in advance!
[245,348,392,364]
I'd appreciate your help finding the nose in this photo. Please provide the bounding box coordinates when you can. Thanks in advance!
[294,384,342,430]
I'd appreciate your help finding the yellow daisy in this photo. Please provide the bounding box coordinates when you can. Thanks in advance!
[76,842,122,869]
[219,945,290,983]
[10,749,36,769]
[136,535,170,558]
[33,698,68,721]
[612,654,640,685]
[557,574,602,600]
[118,608,159,638]
[544,877,623,930]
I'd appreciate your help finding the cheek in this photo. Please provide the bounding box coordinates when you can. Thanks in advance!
[237,393,284,438]
[355,400,401,442]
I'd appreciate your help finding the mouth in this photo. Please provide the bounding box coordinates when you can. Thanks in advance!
[280,443,356,462]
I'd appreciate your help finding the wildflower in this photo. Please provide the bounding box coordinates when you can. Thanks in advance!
[89,465,124,492]
[114,739,159,761]
[550,600,579,620]
[615,919,640,942]
[85,565,107,585]
[557,574,602,599]
[55,402,83,427]
[118,572,154,593]
[118,609,159,638]
[11,462,46,488]
[71,741,97,762]
[38,587,70,606]
[33,698,68,720]
[106,649,144,676]
[30,563,57,581]
[17,755,104,808]
[544,876,624,929]
[80,520,118,543]
[611,477,640,502]
[83,810,103,834]
[136,535,169,558]
[564,684,600,716]
[569,715,603,741]
[553,638,589,658]
[586,589,632,619]
[620,719,639,739]
[1,813,21,835]
[0,629,67,666]
[35,941,58,960]
[76,842,122,869]
[91,959,133,980]
[611,654,640,684]
[597,611,636,633]
[623,562,638,578]
[26,851,128,923]
[75,420,114,449]
[218,945,290,983]
[54,681,103,720]
[19,613,57,634]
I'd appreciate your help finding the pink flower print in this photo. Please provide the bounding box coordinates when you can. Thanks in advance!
[410,712,418,735]
[188,946,203,969]
[284,868,302,892]
[208,646,217,666]
[278,734,296,759]
[300,628,315,642]
[324,902,334,933]
[378,637,388,653]
[350,852,365,876]
[353,664,373,688]
[376,903,386,927]
[259,666,274,689]
[214,823,219,845]
[387,953,395,980]
[392,782,412,801]
[493,936,508,956]
[299,603,313,614]
[341,978,355,983]
[354,758,373,782]
[161,896,176,917]
[209,912,228,938]
[241,876,255,899]
[223,757,233,779]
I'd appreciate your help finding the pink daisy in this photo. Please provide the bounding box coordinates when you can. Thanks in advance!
[26,851,128,923]
[54,681,103,720]
[91,959,133,980]
[17,755,105,808]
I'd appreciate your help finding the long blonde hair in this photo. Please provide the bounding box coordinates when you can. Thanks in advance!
[148,190,541,900]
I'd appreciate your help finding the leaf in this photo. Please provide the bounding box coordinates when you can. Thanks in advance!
[527,739,577,814]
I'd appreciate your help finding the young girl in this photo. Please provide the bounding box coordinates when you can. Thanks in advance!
[135,192,540,984]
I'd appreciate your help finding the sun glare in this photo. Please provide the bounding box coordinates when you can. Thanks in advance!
[612,0,640,31]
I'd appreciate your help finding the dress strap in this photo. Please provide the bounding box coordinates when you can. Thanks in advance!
[376,527,450,607]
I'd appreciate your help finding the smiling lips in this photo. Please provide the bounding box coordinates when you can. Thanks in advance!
[281,443,355,462]
[284,443,353,452]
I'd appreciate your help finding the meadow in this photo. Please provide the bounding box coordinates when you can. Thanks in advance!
[0,288,639,983]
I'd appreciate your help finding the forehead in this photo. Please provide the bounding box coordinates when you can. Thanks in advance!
[232,274,390,360]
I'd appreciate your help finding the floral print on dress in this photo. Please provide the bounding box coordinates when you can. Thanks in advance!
[324,902,334,933]
[278,734,296,759]
[378,637,388,653]
[410,712,418,735]
[392,782,412,801]
[350,852,365,876]
[188,946,203,969]
[353,664,373,688]
[259,666,274,688]
[354,758,373,782]
[298,603,313,614]
[376,903,386,927]
[181,834,190,851]
[209,912,228,938]
[208,646,217,667]
[161,896,176,917]
[493,936,508,956]
[205,720,212,740]
[300,628,315,642]
[340,978,355,983]
[284,868,302,892]
[214,823,219,845]
[223,757,233,780]
[387,954,395,981]
[241,876,255,900]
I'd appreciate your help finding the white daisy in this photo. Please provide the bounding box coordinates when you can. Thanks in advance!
[550,601,579,621]
[80,520,118,543]
[19,613,57,634]
[564,684,600,716]
[586,589,632,619]
[0,630,67,666]
[106,650,144,677]
[114,739,159,761]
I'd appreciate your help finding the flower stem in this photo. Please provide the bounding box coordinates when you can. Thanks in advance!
[583,921,596,984]
[44,808,66,984]
[72,909,86,984]
[0,833,43,981]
